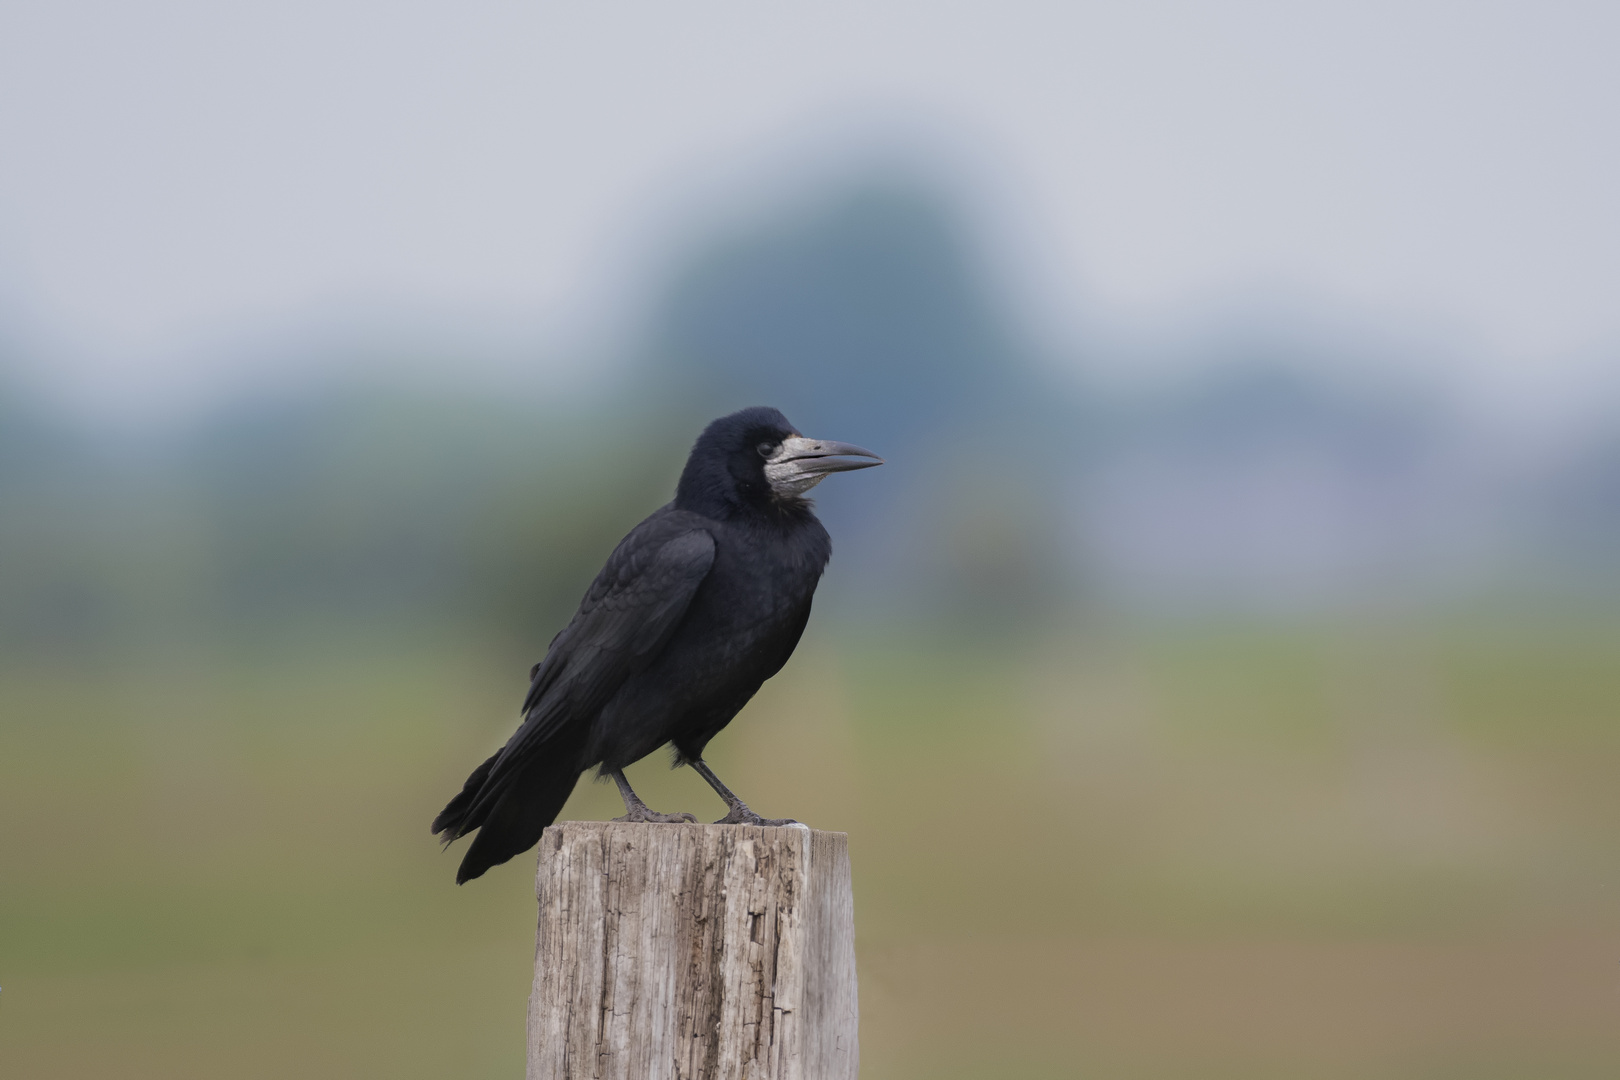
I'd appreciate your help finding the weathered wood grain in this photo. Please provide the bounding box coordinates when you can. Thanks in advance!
[527,821,858,1080]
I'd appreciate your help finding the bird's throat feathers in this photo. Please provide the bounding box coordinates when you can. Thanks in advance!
[675,466,819,522]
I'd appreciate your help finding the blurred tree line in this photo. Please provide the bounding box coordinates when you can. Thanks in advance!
[2,175,1617,659]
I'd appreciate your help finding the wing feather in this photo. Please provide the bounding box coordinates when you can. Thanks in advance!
[502,517,715,764]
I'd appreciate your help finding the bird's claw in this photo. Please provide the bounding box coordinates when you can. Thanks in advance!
[713,806,799,827]
[613,808,697,824]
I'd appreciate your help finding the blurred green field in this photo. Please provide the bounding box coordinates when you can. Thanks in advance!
[3,618,1619,1078]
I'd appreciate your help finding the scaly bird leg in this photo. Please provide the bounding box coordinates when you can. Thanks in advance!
[609,769,697,824]
[689,759,799,826]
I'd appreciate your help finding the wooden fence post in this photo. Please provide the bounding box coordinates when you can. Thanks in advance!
[526,821,859,1080]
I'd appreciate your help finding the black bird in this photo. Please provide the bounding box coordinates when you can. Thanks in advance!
[432,406,882,883]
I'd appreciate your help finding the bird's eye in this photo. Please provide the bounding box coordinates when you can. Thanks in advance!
[757,442,777,458]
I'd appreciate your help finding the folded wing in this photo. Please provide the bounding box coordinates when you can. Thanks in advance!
[432,513,716,881]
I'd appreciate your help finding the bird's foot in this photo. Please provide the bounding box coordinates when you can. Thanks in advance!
[713,803,799,827]
[613,803,697,825]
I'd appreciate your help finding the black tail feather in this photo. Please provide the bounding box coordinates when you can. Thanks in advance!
[433,740,585,884]
[431,749,500,842]
[454,751,583,883]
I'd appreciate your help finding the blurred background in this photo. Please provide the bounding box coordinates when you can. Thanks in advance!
[3,2,1620,1077]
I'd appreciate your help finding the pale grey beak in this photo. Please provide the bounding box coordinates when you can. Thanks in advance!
[764,436,883,496]
[776,436,884,474]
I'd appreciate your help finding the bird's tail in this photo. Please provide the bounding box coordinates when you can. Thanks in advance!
[432,749,500,843]
[432,739,584,884]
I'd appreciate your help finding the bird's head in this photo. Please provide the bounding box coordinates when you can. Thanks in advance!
[675,406,883,517]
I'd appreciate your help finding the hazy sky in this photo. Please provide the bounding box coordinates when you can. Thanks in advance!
[1,0,1616,416]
